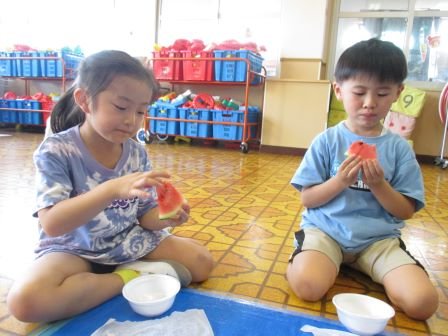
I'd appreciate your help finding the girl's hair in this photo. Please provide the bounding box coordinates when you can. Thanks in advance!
[51,50,159,133]
[334,38,407,84]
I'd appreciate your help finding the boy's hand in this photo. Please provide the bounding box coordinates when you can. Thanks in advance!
[335,155,362,187]
[110,171,171,200]
[361,159,385,187]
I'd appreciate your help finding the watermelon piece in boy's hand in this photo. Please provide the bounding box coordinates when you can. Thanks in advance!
[156,181,186,220]
[346,141,377,160]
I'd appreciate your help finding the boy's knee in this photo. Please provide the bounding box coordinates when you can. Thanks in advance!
[287,260,335,302]
[399,290,439,320]
[287,273,327,302]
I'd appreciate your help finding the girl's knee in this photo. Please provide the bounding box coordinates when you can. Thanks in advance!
[191,247,214,282]
[7,282,42,322]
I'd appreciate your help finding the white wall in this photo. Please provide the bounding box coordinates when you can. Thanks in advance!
[280,0,329,59]
[0,0,157,57]
[0,0,328,59]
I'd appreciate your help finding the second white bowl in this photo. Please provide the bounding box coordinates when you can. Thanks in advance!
[332,293,395,336]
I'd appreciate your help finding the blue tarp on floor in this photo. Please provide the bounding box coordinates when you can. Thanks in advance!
[36,288,402,336]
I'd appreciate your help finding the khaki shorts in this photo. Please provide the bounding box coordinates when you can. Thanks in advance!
[289,227,424,284]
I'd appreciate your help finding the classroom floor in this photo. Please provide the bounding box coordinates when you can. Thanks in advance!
[0,130,447,336]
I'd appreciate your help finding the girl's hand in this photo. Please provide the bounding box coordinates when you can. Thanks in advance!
[361,159,385,187]
[163,202,190,228]
[110,171,171,200]
[335,155,362,187]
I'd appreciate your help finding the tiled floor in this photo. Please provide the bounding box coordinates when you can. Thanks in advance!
[0,130,447,335]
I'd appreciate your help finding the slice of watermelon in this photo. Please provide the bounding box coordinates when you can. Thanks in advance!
[156,181,186,220]
[346,141,377,160]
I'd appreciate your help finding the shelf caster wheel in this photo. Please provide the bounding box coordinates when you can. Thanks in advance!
[156,134,170,142]
[443,161,448,169]
[434,157,442,166]
[136,128,152,144]
[240,142,249,153]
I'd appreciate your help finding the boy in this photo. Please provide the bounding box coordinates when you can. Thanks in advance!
[286,38,438,320]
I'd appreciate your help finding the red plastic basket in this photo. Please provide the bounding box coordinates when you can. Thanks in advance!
[152,51,183,80]
[41,100,54,124]
[182,51,213,81]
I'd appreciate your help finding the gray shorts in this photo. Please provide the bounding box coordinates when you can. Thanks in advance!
[289,227,424,283]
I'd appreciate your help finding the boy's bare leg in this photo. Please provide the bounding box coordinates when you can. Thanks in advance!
[287,250,338,301]
[7,252,123,323]
[383,264,439,320]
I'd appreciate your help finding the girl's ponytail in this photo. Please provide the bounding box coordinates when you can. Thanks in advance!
[50,86,85,133]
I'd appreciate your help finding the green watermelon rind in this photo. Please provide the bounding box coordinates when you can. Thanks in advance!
[159,207,182,220]
[158,199,188,220]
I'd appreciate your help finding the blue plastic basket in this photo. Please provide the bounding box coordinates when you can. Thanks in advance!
[178,108,212,138]
[15,100,26,124]
[13,52,23,77]
[213,50,263,83]
[0,52,12,76]
[148,104,179,135]
[8,52,17,76]
[45,51,82,78]
[0,100,17,123]
[21,52,33,77]
[212,108,259,140]
[30,51,45,77]
[148,106,157,133]
[23,100,42,125]
[0,100,10,122]
[13,100,41,125]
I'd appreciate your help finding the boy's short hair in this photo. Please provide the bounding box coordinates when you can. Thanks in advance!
[334,38,407,84]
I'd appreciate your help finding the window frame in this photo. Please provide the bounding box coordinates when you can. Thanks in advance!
[328,0,448,90]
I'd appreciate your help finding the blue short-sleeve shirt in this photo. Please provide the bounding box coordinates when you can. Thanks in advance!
[291,122,425,253]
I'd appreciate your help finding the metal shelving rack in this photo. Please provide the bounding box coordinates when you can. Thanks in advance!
[0,55,80,127]
[142,56,266,153]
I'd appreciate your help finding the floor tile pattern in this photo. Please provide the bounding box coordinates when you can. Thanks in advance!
[0,131,447,335]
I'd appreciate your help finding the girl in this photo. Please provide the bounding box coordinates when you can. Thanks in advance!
[7,50,214,323]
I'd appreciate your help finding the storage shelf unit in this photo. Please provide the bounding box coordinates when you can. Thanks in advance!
[143,55,266,153]
[0,55,82,127]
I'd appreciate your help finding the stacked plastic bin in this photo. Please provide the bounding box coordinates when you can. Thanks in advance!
[212,106,260,140]
[0,50,83,78]
[213,50,263,84]
[152,51,183,81]
[148,102,179,135]
[0,99,42,125]
[148,101,260,141]
[178,107,213,138]
[151,49,263,84]
[181,51,214,81]
[0,99,16,123]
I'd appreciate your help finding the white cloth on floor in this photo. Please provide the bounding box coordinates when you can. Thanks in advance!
[300,325,358,336]
[91,309,214,336]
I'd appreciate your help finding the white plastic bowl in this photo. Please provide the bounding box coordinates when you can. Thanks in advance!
[332,293,395,336]
[122,274,181,317]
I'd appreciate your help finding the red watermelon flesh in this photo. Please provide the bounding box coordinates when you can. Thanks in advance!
[156,181,185,220]
[346,141,377,160]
